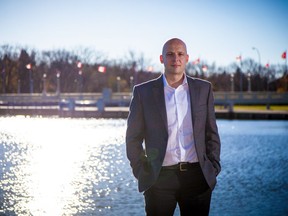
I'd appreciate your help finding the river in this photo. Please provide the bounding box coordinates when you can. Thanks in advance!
[0,117,287,216]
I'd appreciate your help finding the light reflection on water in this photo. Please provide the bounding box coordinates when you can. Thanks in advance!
[0,117,288,216]
[0,117,141,216]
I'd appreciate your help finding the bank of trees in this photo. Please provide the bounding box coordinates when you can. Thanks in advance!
[0,45,287,93]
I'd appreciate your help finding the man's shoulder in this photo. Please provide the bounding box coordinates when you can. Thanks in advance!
[187,75,211,86]
[135,75,163,89]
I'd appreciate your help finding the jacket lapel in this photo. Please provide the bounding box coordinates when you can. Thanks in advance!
[152,75,168,132]
[187,76,198,128]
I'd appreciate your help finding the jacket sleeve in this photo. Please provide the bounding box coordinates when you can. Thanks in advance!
[126,86,145,179]
[206,84,221,176]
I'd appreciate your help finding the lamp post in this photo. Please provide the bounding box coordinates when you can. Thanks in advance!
[56,71,60,95]
[130,76,134,92]
[230,73,234,92]
[77,62,83,93]
[117,76,121,92]
[42,73,47,95]
[1,68,6,93]
[202,65,208,78]
[265,63,270,91]
[247,72,251,92]
[78,70,83,93]
[26,63,33,93]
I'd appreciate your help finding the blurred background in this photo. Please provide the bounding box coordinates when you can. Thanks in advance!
[0,0,287,93]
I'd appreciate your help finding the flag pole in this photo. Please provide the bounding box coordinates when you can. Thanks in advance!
[285,50,288,91]
[284,50,287,91]
[282,50,287,73]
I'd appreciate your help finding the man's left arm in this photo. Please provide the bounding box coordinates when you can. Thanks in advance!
[206,84,221,176]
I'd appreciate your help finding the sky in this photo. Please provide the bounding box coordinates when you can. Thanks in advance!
[0,0,287,71]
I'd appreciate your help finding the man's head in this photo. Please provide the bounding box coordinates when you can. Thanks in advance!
[160,38,189,76]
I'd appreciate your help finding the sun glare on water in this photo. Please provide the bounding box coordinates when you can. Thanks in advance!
[0,116,126,215]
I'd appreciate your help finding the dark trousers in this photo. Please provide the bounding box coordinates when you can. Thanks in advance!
[144,163,212,216]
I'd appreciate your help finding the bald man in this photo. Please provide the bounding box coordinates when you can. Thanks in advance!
[126,38,221,215]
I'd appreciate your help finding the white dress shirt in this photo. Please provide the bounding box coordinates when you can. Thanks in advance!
[162,75,198,166]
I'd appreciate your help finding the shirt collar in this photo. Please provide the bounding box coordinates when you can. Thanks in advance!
[163,73,187,88]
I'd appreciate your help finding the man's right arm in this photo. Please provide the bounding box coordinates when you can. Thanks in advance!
[126,86,145,179]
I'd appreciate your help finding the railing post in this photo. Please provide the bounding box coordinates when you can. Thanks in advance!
[97,98,105,113]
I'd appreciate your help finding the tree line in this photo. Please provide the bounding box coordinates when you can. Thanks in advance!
[0,45,287,94]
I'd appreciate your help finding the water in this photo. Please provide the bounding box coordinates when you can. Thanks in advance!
[0,117,287,216]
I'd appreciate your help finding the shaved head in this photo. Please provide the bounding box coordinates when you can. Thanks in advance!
[162,38,187,55]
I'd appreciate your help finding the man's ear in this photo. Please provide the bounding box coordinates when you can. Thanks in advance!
[186,54,189,63]
[160,55,164,64]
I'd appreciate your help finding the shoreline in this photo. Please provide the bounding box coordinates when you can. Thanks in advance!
[0,107,287,120]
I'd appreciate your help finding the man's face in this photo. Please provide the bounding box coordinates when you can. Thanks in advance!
[160,39,189,75]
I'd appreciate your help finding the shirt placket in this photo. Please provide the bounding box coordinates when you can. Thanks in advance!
[168,87,180,162]
[177,86,186,161]
[175,87,185,162]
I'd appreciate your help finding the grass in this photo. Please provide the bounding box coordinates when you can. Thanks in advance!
[215,105,288,111]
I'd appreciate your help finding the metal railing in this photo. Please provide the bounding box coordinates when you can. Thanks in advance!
[0,91,287,109]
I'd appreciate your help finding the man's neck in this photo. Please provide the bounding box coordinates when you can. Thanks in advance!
[164,73,185,89]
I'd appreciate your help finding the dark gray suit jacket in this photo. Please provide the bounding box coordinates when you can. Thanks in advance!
[126,74,221,192]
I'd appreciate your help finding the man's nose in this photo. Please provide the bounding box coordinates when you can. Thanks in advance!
[172,54,180,61]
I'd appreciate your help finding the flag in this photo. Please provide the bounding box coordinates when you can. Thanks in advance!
[236,55,242,61]
[281,51,286,59]
[265,63,269,68]
[202,65,208,72]
[98,66,106,73]
[192,58,200,65]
